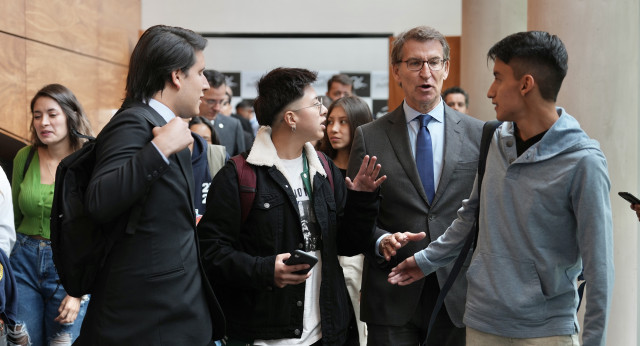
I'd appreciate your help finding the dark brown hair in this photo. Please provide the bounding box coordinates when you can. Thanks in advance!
[320,96,372,159]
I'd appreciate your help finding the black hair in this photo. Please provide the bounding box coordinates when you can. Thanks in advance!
[125,25,207,103]
[203,70,226,88]
[487,31,568,102]
[254,68,317,126]
[235,99,254,111]
[442,86,469,107]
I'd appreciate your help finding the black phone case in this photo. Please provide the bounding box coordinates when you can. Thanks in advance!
[619,192,640,204]
[285,250,318,274]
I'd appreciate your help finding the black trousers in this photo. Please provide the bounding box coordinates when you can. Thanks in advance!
[367,273,465,346]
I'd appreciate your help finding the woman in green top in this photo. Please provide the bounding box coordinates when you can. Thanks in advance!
[11,84,92,345]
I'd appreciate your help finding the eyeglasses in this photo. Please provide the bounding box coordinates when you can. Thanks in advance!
[202,98,229,106]
[398,58,447,72]
[291,96,324,114]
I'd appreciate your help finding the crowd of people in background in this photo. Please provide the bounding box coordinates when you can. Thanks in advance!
[0,22,630,346]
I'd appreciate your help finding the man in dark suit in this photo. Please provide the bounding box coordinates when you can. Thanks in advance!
[78,25,224,345]
[234,99,259,136]
[229,98,255,150]
[232,99,257,146]
[200,70,246,156]
[347,26,483,346]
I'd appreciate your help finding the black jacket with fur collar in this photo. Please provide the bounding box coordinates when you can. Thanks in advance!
[198,127,380,345]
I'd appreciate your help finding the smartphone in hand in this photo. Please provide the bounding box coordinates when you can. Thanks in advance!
[619,192,640,205]
[284,250,318,275]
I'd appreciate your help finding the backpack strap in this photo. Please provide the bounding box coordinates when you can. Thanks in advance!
[230,154,257,224]
[423,120,502,346]
[317,152,334,192]
[23,146,36,179]
[229,151,334,225]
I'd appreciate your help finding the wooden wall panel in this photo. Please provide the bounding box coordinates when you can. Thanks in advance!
[26,41,99,132]
[388,35,462,112]
[0,33,28,139]
[99,0,141,65]
[0,0,139,167]
[97,61,127,131]
[26,0,99,57]
[0,0,25,36]
[443,36,461,92]
[388,37,403,112]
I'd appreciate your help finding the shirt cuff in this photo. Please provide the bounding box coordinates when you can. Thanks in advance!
[151,141,170,164]
[375,234,386,257]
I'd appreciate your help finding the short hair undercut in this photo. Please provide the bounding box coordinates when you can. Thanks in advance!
[487,31,568,101]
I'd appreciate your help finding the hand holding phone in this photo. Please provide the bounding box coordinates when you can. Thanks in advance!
[619,192,640,205]
[284,250,318,275]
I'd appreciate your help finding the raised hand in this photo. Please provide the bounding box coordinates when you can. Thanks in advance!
[345,155,386,192]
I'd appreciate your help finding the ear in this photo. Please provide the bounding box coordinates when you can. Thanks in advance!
[171,70,182,89]
[283,110,297,127]
[520,74,535,96]
[442,60,450,80]
[391,64,402,85]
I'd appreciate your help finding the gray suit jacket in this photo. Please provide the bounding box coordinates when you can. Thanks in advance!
[347,102,483,327]
[213,115,246,156]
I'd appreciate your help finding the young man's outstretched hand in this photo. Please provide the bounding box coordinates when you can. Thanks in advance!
[388,255,426,286]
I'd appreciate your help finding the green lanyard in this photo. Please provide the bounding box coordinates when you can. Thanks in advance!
[300,153,313,205]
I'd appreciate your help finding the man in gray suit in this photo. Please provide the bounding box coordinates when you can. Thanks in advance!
[200,70,246,156]
[347,26,483,346]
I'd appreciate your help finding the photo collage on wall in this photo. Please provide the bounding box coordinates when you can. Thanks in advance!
[222,71,389,119]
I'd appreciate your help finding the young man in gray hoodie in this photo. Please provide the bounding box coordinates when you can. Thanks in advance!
[388,31,614,346]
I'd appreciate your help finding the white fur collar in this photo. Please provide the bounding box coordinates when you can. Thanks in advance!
[246,126,328,186]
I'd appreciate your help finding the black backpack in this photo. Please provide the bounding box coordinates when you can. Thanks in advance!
[49,132,100,297]
[50,110,157,298]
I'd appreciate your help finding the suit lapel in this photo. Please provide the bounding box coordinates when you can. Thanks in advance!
[433,106,463,205]
[136,102,197,219]
[385,105,430,204]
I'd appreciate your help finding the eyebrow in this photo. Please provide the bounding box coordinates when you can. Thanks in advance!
[34,108,58,113]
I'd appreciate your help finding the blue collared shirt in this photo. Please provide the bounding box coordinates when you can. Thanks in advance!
[403,99,445,192]
[376,99,446,256]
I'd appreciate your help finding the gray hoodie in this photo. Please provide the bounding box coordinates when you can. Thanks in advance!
[414,108,614,346]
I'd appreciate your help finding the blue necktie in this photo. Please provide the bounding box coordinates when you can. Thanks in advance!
[416,114,435,203]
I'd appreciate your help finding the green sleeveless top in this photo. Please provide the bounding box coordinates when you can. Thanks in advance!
[12,146,54,239]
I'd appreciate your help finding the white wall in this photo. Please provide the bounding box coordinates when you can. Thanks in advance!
[203,37,389,72]
[141,0,462,36]
[142,0,462,97]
